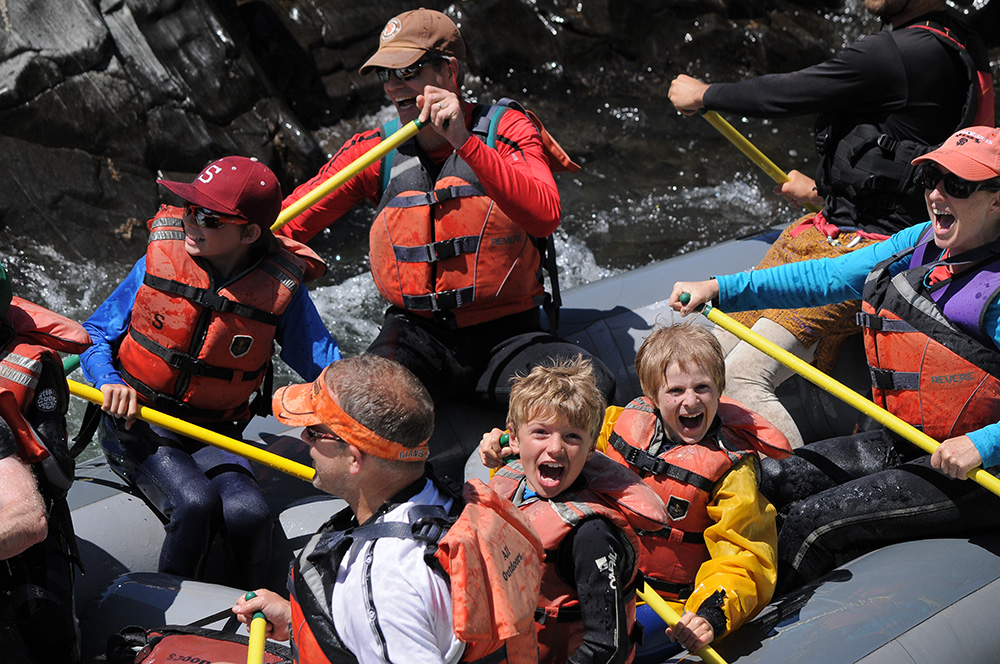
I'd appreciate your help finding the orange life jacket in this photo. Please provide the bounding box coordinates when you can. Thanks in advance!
[368,104,549,328]
[859,234,1000,440]
[490,453,669,664]
[116,206,325,422]
[0,296,90,465]
[603,396,791,598]
[288,478,541,664]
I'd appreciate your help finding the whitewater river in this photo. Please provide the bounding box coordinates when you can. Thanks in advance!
[0,3,886,457]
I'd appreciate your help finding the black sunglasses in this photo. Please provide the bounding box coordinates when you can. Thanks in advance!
[917,165,1000,199]
[304,426,344,444]
[375,57,444,84]
[185,205,245,229]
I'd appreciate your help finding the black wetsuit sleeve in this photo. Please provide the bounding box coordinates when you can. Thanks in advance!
[703,30,909,118]
[559,517,634,664]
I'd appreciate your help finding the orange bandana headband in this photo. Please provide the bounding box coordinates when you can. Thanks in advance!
[273,367,429,462]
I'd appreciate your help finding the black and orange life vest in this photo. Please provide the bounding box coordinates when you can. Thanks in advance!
[490,453,669,664]
[116,206,325,422]
[858,232,1000,440]
[0,296,90,467]
[368,103,550,328]
[288,478,542,664]
[603,396,791,599]
[816,19,994,235]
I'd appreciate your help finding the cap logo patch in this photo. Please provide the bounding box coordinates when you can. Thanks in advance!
[198,163,223,184]
[230,335,254,358]
[381,18,402,42]
[666,495,690,520]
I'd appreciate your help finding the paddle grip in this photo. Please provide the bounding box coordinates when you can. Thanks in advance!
[245,591,266,622]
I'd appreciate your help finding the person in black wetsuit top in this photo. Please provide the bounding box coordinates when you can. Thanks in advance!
[668,0,994,448]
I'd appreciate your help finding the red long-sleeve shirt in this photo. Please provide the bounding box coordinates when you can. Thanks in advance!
[278,103,561,243]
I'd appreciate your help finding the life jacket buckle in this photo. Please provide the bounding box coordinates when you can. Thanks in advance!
[876,134,899,154]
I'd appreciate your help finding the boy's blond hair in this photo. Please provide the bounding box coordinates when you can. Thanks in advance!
[635,322,726,400]
[507,356,606,444]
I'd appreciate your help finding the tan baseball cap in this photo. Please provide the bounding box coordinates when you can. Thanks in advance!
[359,8,465,75]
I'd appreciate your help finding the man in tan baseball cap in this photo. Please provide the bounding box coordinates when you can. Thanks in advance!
[277,7,617,415]
[359,8,466,74]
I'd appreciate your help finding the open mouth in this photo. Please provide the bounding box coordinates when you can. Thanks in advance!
[394,96,417,110]
[678,413,705,432]
[537,462,565,487]
[932,207,955,234]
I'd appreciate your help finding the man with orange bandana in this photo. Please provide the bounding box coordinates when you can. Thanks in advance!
[278,8,615,407]
[234,355,539,664]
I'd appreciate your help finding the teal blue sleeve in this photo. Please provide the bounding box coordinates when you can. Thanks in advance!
[714,223,931,312]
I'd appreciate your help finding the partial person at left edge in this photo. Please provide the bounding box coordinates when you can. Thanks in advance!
[80,156,342,589]
[0,263,91,663]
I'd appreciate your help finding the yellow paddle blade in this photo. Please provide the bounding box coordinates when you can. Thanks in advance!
[699,110,821,214]
[701,303,1000,499]
[67,379,316,483]
[636,582,729,664]
[272,119,425,232]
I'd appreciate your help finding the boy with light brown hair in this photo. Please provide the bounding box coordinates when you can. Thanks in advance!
[488,357,667,664]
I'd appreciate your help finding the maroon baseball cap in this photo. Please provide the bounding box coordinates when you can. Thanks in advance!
[157,156,282,229]
[359,9,465,75]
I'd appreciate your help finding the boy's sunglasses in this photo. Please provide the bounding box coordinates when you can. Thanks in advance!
[185,205,247,229]
[916,164,1000,199]
[375,57,444,84]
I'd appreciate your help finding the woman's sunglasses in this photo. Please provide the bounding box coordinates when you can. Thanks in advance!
[375,57,444,84]
[916,164,1000,199]
[185,205,246,229]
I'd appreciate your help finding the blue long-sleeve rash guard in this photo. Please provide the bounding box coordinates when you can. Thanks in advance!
[81,257,341,392]
[715,222,1000,468]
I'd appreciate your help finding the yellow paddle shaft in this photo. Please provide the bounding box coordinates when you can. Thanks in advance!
[247,615,267,664]
[271,119,425,232]
[699,110,821,214]
[245,591,268,664]
[702,304,1000,498]
[636,582,729,664]
[67,379,316,483]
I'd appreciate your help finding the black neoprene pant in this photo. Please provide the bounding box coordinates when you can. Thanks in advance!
[760,429,1000,594]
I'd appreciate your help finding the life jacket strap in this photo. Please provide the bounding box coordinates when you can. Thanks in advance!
[856,312,917,333]
[607,432,716,492]
[394,236,481,263]
[143,273,281,326]
[402,287,476,312]
[869,367,921,391]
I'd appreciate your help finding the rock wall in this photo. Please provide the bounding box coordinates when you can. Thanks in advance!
[0,0,990,261]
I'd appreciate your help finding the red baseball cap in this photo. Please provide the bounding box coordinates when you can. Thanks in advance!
[912,127,1000,181]
[157,156,282,229]
[359,9,465,75]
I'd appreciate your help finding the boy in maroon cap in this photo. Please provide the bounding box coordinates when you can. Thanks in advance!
[278,8,616,409]
[80,156,342,588]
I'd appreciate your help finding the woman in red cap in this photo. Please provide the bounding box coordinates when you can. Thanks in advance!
[670,126,1000,593]
[80,156,342,588]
